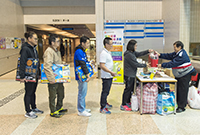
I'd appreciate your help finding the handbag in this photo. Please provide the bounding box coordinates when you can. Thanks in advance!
[188,86,200,109]
[157,92,176,115]
[137,83,158,114]
[131,95,138,111]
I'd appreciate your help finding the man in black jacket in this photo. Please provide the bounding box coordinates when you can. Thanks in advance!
[19,31,43,118]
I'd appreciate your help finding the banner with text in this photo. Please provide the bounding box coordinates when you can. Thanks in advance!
[103,30,124,84]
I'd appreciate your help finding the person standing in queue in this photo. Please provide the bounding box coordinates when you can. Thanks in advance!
[121,39,153,111]
[99,37,117,114]
[74,36,92,117]
[43,34,68,118]
[19,31,43,119]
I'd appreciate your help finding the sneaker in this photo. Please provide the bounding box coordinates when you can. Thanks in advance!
[85,109,91,113]
[78,110,91,117]
[50,111,63,118]
[106,103,113,109]
[100,107,111,114]
[57,108,68,114]
[126,103,131,108]
[176,108,185,113]
[120,105,132,111]
[32,108,44,114]
[25,111,38,119]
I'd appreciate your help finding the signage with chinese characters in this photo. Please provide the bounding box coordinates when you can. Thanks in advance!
[103,30,124,84]
[52,19,69,22]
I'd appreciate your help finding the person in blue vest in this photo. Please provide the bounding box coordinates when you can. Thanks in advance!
[74,36,91,117]
[156,41,197,113]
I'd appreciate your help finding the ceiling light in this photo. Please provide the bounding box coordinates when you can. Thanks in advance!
[62,28,74,30]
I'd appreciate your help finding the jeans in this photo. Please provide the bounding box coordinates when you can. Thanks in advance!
[122,76,135,105]
[77,80,88,113]
[100,78,113,108]
[48,83,64,113]
[24,80,38,113]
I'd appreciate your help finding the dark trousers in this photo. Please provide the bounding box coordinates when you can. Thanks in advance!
[122,76,135,105]
[100,78,113,108]
[48,83,64,113]
[24,80,38,113]
[176,73,191,109]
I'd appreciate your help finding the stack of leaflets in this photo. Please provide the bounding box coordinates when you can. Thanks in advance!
[16,58,39,82]
[41,64,71,83]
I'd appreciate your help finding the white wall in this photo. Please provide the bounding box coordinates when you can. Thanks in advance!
[0,0,24,75]
[95,0,163,64]
[105,0,162,20]
[190,0,200,43]
[162,0,180,53]
[179,0,190,53]
[24,14,96,24]
[95,0,104,65]
[23,6,95,15]
[162,0,190,53]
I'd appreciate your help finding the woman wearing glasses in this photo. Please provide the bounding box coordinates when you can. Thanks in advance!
[19,31,43,118]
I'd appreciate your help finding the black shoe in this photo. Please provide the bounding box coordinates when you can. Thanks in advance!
[50,111,63,118]
[176,108,185,113]
[57,108,68,114]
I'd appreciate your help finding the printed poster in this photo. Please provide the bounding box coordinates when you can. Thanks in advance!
[104,30,124,84]
[5,37,14,49]
[0,37,6,49]
[14,38,22,49]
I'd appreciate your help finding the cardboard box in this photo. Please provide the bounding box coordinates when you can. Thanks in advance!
[154,72,162,78]
[41,64,71,83]
[170,84,175,91]
[16,58,39,82]
[164,68,174,78]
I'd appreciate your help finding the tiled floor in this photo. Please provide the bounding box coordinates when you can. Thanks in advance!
[1,66,200,135]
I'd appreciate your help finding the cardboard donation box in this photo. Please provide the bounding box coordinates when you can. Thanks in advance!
[164,69,174,78]
[41,64,71,83]
[164,68,175,90]
[76,63,94,82]
[16,58,39,82]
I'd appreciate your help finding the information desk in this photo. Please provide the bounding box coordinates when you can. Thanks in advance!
[134,74,177,115]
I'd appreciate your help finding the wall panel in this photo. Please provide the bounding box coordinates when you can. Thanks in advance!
[105,1,162,20]
[0,0,24,75]
[190,0,200,43]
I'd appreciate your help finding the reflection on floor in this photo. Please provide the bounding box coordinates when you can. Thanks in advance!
[0,66,200,135]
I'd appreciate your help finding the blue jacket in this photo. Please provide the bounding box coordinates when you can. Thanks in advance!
[160,49,194,78]
[74,44,89,80]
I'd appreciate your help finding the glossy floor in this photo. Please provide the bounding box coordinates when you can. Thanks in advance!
[0,67,200,135]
